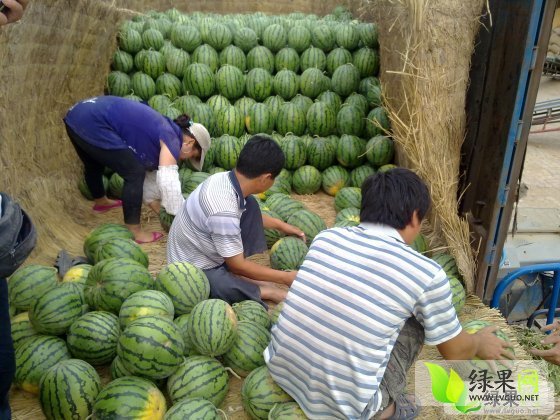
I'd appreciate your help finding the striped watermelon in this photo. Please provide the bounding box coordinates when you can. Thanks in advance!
[183,171,211,194]
[141,50,166,79]
[222,321,271,376]
[262,215,286,249]
[263,24,287,53]
[360,22,379,48]
[155,73,182,100]
[353,47,379,78]
[39,359,102,420]
[246,68,273,102]
[270,237,308,270]
[241,365,294,420]
[232,300,271,330]
[123,94,142,103]
[164,398,221,420]
[290,94,314,115]
[183,63,215,100]
[292,165,322,195]
[10,312,39,351]
[337,134,367,168]
[335,219,360,228]
[216,105,245,137]
[119,28,143,54]
[165,47,191,78]
[306,102,336,137]
[462,320,515,359]
[173,313,197,357]
[112,50,134,73]
[109,355,133,380]
[187,299,238,357]
[274,69,299,100]
[332,63,360,97]
[306,137,336,170]
[311,24,335,52]
[142,28,165,50]
[275,47,300,73]
[336,24,360,51]
[207,94,231,116]
[205,23,232,51]
[281,135,307,170]
[108,172,124,199]
[15,335,71,394]
[131,72,156,100]
[337,105,365,137]
[411,233,428,254]
[192,44,220,73]
[118,316,184,379]
[299,68,329,99]
[235,96,258,119]
[269,402,307,419]
[317,90,342,114]
[364,83,382,108]
[247,46,275,74]
[234,27,258,53]
[378,164,397,173]
[107,71,131,97]
[134,49,148,70]
[29,283,87,335]
[287,209,327,246]
[119,290,174,329]
[300,46,327,71]
[85,258,153,314]
[94,237,149,267]
[359,76,380,95]
[216,64,245,100]
[83,223,134,262]
[335,207,361,225]
[349,165,375,188]
[171,24,201,52]
[365,135,394,167]
[8,265,58,311]
[192,103,217,136]
[326,47,353,76]
[67,311,120,365]
[288,26,312,53]
[335,187,362,212]
[322,165,350,196]
[92,377,167,420]
[215,134,241,169]
[167,356,229,406]
[220,44,247,71]
[174,94,202,115]
[366,107,390,137]
[258,178,292,202]
[276,103,306,136]
[268,198,305,223]
[149,94,173,114]
[246,103,274,135]
[432,253,460,279]
[156,262,210,316]
[449,276,466,314]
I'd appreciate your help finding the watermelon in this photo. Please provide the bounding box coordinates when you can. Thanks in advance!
[215,134,241,170]
[364,82,382,108]
[84,258,153,314]
[306,102,336,137]
[246,103,274,135]
[183,63,215,100]
[300,46,327,71]
[119,290,174,329]
[165,47,191,79]
[119,28,143,54]
[378,164,397,173]
[268,197,305,223]
[335,207,361,225]
[366,107,390,137]
[234,27,258,53]
[29,283,87,335]
[335,219,360,228]
[290,94,314,115]
[263,24,287,53]
[299,68,328,99]
[131,72,156,100]
[170,24,201,52]
[353,47,379,78]
[123,94,143,103]
[337,134,367,169]
[142,28,165,50]
[112,50,134,73]
[349,165,376,188]
[192,103,217,136]
[108,172,124,199]
[141,50,166,79]
[449,276,466,314]
[270,237,308,270]
[246,68,273,102]
[110,355,134,380]
[336,24,360,51]
[292,165,322,195]
[411,233,428,254]
[258,178,292,202]
[269,402,307,420]
[276,103,306,136]
[77,174,109,201]
[286,209,327,246]
[164,398,221,420]
[337,105,365,137]
[192,44,220,73]
[83,223,134,262]
[205,23,232,51]
[149,94,173,114]
[326,47,352,76]
[219,44,247,71]
[216,64,245,100]
[335,187,362,212]
[133,49,148,70]
[14,335,71,394]
[8,265,58,311]
[311,24,335,52]
[275,47,300,73]
[332,63,360,97]
[155,73,182,100]
[306,137,336,171]
[288,26,312,53]
[167,356,229,406]
[462,320,515,355]
[107,71,131,97]
[281,135,307,170]
[222,321,271,376]
[317,90,342,114]
[360,22,379,48]
[39,359,102,420]
[10,312,39,351]
[92,377,167,420]
[216,105,245,137]
[187,299,238,357]
[94,237,149,267]
[156,262,210,316]
[322,165,350,196]
[247,46,275,74]
[241,366,294,420]
[432,253,460,279]
[183,171,211,194]
[232,300,272,330]
[207,94,231,116]
[67,311,120,365]
[365,135,394,167]
[174,94,202,115]
[118,316,184,380]
[274,69,299,100]
[173,314,197,357]
[236,96,258,119]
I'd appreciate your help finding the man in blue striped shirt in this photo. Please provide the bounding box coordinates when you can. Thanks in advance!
[265,168,514,419]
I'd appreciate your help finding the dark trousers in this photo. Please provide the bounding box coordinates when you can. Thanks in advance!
[0,279,15,420]
[65,124,146,225]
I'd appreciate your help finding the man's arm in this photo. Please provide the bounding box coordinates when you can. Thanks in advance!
[437,326,515,360]
[224,253,296,286]
[0,0,28,26]
[262,213,306,242]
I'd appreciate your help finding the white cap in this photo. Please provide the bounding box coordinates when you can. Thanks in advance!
[188,123,211,171]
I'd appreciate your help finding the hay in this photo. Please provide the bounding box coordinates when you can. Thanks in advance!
[368,0,486,292]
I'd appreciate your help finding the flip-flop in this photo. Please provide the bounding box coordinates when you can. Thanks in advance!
[93,200,123,213]
[135,232,164,244]
[388,394,420,420]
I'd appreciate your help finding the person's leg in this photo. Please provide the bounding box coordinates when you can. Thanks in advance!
[240,196,267,257]
[0,279,15,420]
[204,265,268,309]
[375,317,425,419]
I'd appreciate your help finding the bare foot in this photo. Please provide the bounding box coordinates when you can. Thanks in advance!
[126,224,156,243]
[378,402,395,419]
[147,200,161,215]
[260,285,288,303]
[94,196,119,206]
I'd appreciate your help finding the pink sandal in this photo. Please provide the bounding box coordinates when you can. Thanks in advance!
[135,232,164,244]
[93,200,123,213]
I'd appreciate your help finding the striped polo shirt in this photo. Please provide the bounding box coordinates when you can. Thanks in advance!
[264,224,462,419]
[167,171,245,268]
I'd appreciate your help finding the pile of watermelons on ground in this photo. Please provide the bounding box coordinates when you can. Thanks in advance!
[8,6,478,420]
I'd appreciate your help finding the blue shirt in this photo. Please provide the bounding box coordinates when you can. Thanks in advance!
[64,96,182,170]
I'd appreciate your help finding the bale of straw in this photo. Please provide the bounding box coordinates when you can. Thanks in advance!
[368,0,486,291]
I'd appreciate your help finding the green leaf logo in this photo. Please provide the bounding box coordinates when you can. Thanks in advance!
[424,362,481,413]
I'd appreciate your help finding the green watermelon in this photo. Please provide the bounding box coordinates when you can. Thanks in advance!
[155,73,182,100]
[286,209,327,246]
[335,219,360,228]
[232,300,271,330]
[263,24,287,53]
[337,105,365,137]
[164,398,221,420]
[288,26,312,53]
[192,103,217,136]
[311,24,336,52]
[222,320,271,376]
[215,134,241,170]
[236,96,258,119]
[119,28,143,54]
[290,94,314,115]
[173,314,197,357]
[349,165,376,188]
[119,290,174,329]
[306,102,336,137]
[246,68,273,102]
[10,312,39,351]
[378,164,397,173]
[331,63,360,97]
[270,237,308,271]
[275,47,300,73]
[366,107,390,137]
[317,90,342,114]
[336,24,360,51]
[335,207,361,225]
[67,311,120,365]
[276,103,306,136]
[337,134,367,169]
[306,137,336,170]
[300,46,327,71]
[165,47,191,78]
[156,262,210,316]
[174,95,202,115]
[131,72,156,100]
[183,63,215,100]
[8,265,58,311]
[216,105,245,137]
[83,223,134,262]
[192,44,220,73]
[142,28,165,50]
[94,237,149,267]
[241,366,294,419]
[183,171,210,194]
[281,135,307,170]
[449,276,466,314]
[359,22,379,48]
[246,103,274,135]
[219,44,247,71]
[247,46,275,74]
[292,165,322,195]
[107,71,131,97]
[215,64,245,100]
[274,69,299,101]
[258,178,292,202]
[268,198,305,223]
[141,50,166,79]
[109,355,133,380]
[108,172,124,199]
[263,96,284,125]
[171,25,201,52]
[432,253,460,279]
[326,47,352,76]
[411,233,428,254]
[149,94,173,114]
[335,187,362,212]
[205,23,232,51]
[269,402,307,419]
[112,50,134,73]
[270,302,284,325]
[365,135,394,167]
[234,27,258,53]
[299,68,329,99]
[353,47,379,78]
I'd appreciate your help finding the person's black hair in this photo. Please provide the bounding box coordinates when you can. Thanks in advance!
[236,135,285,179]
[360,168,431,229]
[174,114,201,154]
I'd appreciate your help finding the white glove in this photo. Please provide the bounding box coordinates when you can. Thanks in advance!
[157,165,184,215]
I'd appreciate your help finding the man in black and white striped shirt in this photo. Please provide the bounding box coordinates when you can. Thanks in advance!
[167,135,305,306]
